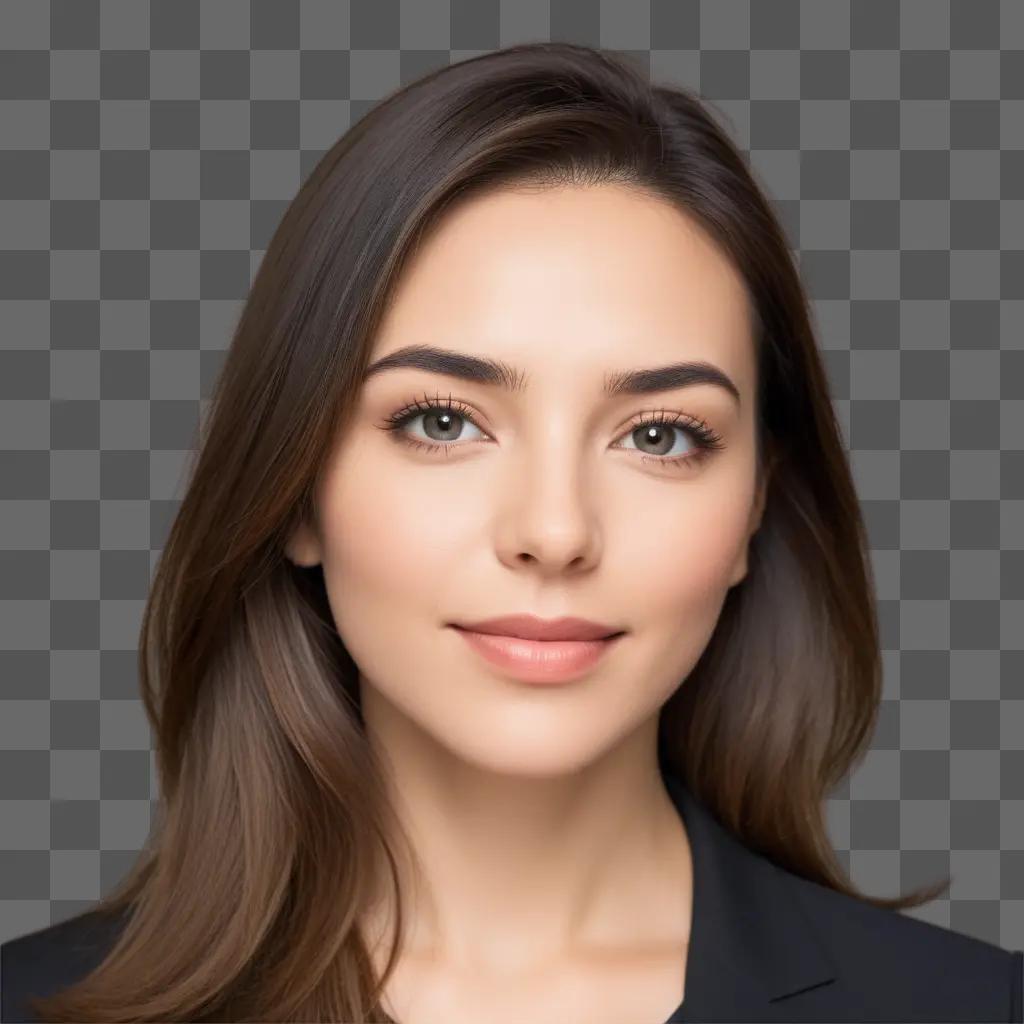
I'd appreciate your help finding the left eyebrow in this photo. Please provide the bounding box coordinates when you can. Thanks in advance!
[361,344,742,407]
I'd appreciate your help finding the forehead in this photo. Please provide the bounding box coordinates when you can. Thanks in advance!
[370,184,756,396]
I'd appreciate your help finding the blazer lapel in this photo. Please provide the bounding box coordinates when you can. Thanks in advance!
[660,764,841,1021]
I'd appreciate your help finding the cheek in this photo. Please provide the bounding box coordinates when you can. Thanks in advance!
[313,444,474,628]
[605,479,754,710]
[612,471,756,615]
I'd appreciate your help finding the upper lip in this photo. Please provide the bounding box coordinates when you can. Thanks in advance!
[451,615,624,642]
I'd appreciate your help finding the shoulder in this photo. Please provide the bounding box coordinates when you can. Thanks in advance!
[1,908,128,1023]
[784,865,1023,1021]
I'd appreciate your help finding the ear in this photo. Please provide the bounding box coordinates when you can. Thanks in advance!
[728,456,774,587]
[748,466,769,534]
[284,518,323,568]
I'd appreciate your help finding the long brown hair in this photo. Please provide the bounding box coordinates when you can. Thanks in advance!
[30,41,950,1023]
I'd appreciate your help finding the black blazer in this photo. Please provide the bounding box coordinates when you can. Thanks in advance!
[3,763,1022,1023]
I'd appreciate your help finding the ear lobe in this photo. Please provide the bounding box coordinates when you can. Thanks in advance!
[731,462,773,588]
[749,449,777,535]
[729,551,749,588]
[750,478,768,534]
[285,521,322,568]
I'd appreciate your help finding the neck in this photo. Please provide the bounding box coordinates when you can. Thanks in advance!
[358,687,693,975]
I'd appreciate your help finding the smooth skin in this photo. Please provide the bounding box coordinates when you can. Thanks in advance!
[286,182,767,1024]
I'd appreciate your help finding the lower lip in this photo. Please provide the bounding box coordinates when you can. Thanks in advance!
[450,626,625,684]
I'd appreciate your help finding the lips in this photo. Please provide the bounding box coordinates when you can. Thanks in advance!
[451,624,625,684]
[450,614,624,642]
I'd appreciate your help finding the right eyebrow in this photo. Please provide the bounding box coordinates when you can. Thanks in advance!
[362,344,742,407]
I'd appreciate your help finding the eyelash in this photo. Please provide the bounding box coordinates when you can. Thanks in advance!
[377,391,726,471]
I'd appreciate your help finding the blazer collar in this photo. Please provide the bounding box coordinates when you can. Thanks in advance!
[660,759,841,1021]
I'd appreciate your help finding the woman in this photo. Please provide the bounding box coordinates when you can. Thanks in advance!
[2,41,1021,1024]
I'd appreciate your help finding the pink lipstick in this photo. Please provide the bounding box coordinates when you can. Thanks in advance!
[449,626,625,684]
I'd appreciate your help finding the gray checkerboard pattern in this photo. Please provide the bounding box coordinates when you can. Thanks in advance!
[1,0,1023,955]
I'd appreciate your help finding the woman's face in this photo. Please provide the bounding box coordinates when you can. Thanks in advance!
[288,183,766,777]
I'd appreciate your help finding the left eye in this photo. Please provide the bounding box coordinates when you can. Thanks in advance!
[615,420,700,459]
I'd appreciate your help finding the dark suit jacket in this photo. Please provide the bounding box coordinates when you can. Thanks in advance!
[3,762,1022,1023]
